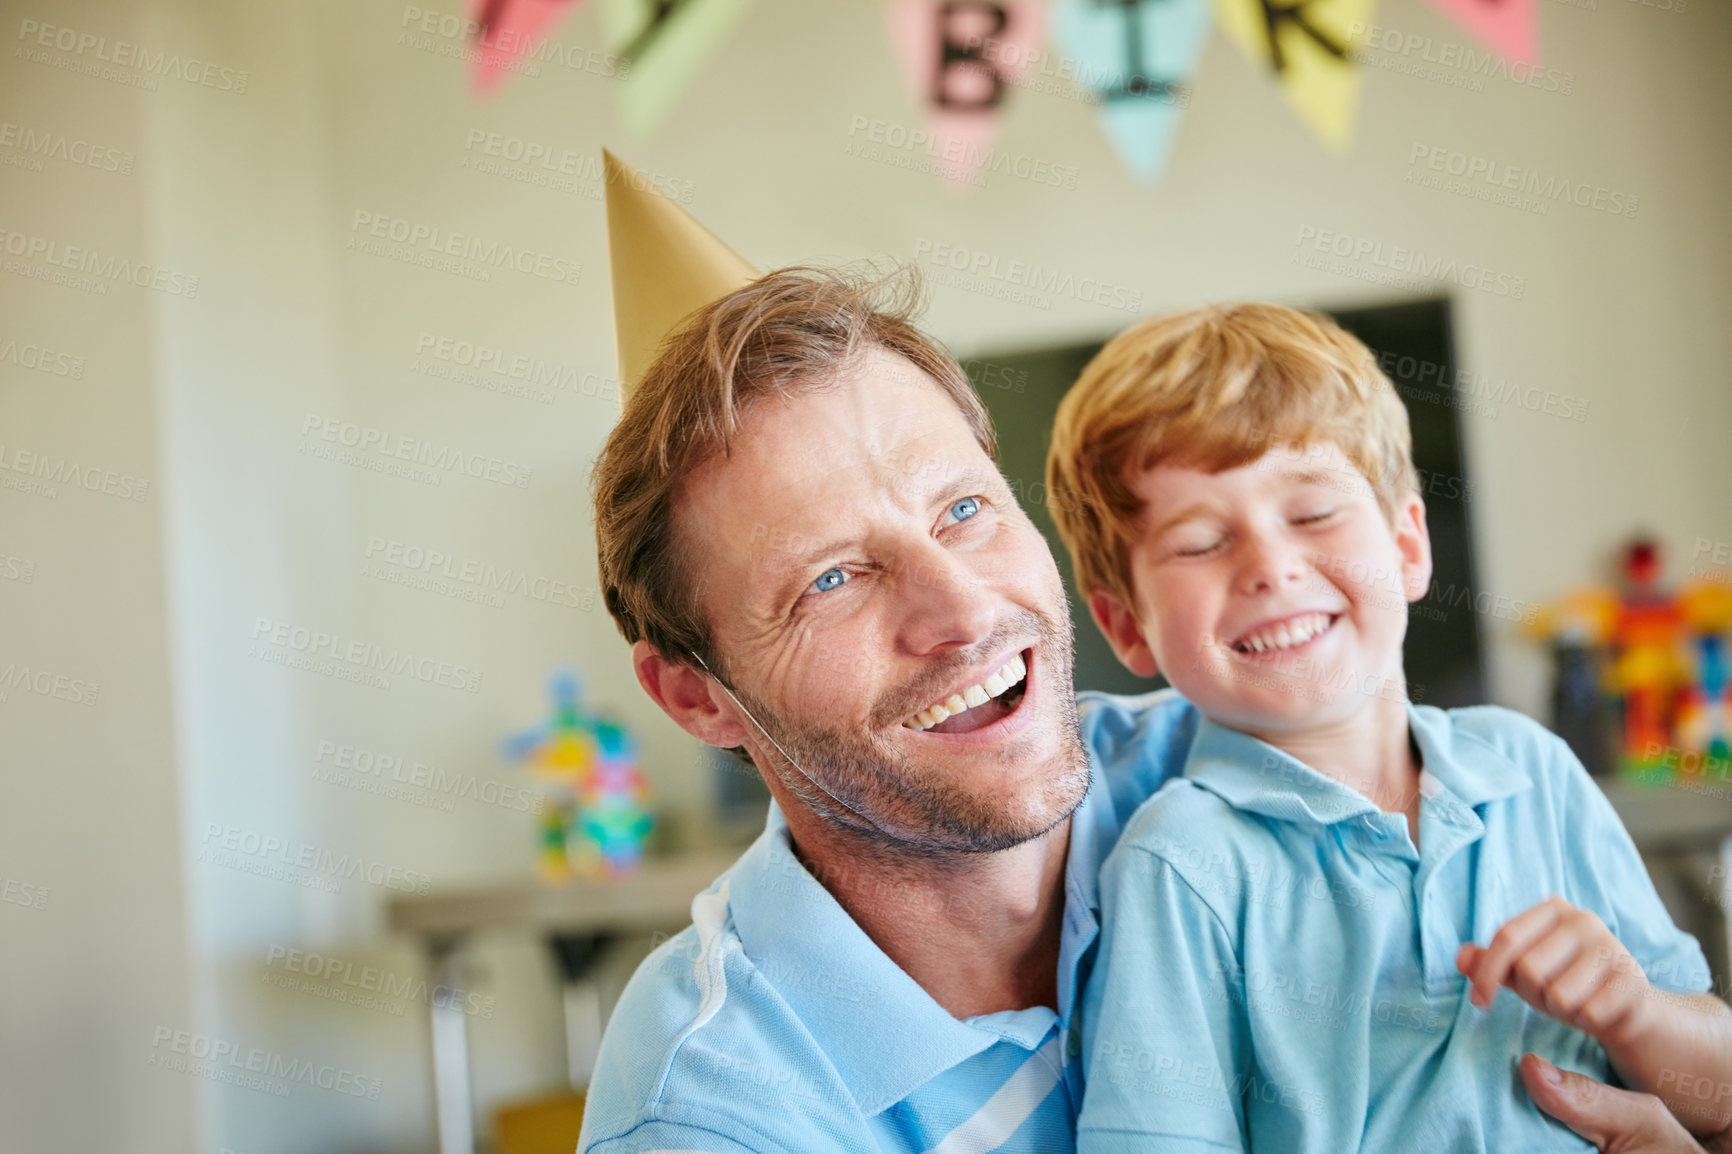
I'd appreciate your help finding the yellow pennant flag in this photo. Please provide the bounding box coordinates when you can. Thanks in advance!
[1213,0,1374,151]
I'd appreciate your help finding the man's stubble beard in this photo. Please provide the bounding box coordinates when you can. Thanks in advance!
[733,604,1092,859]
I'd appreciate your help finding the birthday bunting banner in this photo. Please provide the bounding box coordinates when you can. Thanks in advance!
[886,1,1047,188]
[1051,0,1211,183]
[463,0,1552,183]
[1214,0,1374,152]
[1420,0,1537,65]
[468,0,587,93]
[599,0,756,135]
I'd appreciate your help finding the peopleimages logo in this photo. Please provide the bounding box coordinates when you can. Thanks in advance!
[347,210,581,286]
[363,535,595,611]
[148,1027,381,1099]
[264,945,497,1018]
[0,443,150,501]
[15,19,250,92]
[0,120,134,174]
[249,616,486,694]
[1406,144,1638,219]
[912,238,1142,312]
[1292,226,1525,299]
[313,738,544,814]
[0,661,100,706]
[299,413,533,489]
[413,332,617,401]
[199,823,433,895]
[0,335,84,378]
[398,5,629,80]
[1348,22,1573,95]
[0,226,199,296]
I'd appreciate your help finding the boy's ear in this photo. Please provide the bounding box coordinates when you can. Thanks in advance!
[1088,588,1161,679]
[1395,491,1434,603]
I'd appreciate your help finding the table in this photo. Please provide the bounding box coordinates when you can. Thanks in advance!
[1602,777,1732,993]
[388,850,743,1154]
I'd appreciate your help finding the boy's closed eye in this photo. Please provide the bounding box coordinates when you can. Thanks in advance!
[1162,508,1337,560]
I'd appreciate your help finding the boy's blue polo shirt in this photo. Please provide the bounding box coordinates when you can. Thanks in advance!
[1077,703,1713,1154]
[577,689,1199,1154]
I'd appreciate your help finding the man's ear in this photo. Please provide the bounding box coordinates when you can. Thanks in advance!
[1088,588,1161,679]
[1394,491,1434,603]
[632,641,750,750]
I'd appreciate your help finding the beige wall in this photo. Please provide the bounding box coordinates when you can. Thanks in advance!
[0,0,196,1147]
[4,0,1729,1149]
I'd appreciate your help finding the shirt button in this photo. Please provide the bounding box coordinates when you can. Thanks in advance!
[1067,1026,1081,1058]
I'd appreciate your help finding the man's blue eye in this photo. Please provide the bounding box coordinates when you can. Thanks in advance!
[947,496,981,524]
[811,568,846,593]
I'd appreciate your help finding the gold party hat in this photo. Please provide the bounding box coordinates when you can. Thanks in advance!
[603,149,757,400]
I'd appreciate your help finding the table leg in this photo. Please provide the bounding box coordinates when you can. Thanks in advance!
[1718,835,1732,998]
[430,941,476,1154]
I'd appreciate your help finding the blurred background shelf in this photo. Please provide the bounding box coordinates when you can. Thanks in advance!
[389,849,741,1154]
[387,848,741,942]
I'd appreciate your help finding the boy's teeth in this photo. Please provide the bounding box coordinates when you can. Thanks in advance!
[1234,614,1330,655]
[904,653,1028,731]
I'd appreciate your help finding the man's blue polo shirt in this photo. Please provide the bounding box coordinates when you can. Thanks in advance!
[576,689,1198,1154]
[1076,703,1713,1154]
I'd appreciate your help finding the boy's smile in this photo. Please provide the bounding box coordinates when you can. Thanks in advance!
[1091,440,1433,740]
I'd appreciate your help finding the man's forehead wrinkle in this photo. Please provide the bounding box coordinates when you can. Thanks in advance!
[752,411,967,510]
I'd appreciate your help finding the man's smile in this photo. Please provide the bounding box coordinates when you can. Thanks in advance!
[903,648,1030,732]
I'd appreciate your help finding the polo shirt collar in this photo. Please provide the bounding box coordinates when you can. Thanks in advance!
[728,800,1072,1116]
[1184,715,1381,824]
[1183,703,1532,823]
[1408,702,1532,808]
[1057,757,1114,1023]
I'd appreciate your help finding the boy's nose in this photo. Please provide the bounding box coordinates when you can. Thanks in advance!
[1235,532,1309,595]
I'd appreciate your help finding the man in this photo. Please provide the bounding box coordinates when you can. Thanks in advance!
[576,159,1715,1154]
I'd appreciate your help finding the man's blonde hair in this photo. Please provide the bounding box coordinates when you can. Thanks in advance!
[1044,303,1417,611]
[593,264,993,673]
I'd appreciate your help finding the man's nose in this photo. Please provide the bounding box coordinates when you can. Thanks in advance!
[894,543,998,655]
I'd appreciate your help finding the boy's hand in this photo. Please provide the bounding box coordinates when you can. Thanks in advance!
[1456,896,1653,1047]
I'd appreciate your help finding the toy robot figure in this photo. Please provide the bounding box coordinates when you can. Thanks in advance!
[505,670,655,880]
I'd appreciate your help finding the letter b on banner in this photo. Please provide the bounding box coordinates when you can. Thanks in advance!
[934,2,1010,109]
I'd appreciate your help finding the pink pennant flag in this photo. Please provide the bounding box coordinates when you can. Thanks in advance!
[1420,0,1538,66]
[886,1,1045,189]
[468,0,588,94]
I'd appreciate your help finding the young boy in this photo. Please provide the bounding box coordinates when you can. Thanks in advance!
[1045,304,1732,1152]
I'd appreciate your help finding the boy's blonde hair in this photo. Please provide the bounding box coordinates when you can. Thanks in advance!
[1045,303,1418,611]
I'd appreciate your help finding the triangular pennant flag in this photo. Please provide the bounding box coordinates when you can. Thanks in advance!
[1419,0,1537,66]
[602,149,757,399]
[468,0,587,94]
[1051,0,1212,183]
[885,1,1046,188]
[1214,0,1373,152]
[599,0,755,136]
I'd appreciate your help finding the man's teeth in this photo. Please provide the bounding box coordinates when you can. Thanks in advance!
[1232,613,1332,654]
[904,654,1027,731]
